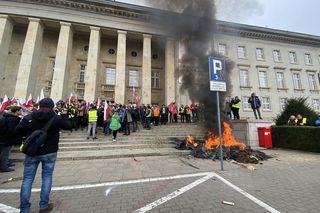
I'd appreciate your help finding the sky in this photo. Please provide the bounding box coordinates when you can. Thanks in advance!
[117,0,320,36]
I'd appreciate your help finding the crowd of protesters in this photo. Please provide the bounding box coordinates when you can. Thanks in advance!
[0,97,200,172]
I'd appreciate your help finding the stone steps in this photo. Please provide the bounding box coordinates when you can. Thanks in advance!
[10,123,202,161]
[11,148,190,161]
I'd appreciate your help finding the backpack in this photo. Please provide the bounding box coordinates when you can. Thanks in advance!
[0,116,8,135]
[19,117,55,157]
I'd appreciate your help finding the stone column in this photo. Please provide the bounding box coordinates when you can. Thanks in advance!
[84,26,100,102]
[141,34,152,105]
[50,22,73,102]
[14,18,43,99]
[0,15,14,95]
[115,30,127,104]
[165,38,175,105]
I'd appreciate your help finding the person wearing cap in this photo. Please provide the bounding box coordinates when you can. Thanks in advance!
[15,98,72,213]
[87,103,98,140]
[0,106,22,172]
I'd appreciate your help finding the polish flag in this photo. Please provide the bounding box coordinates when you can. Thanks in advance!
[0,95,9,112]
[25,93,33,106]
[11,97,17,104]
[68,93,74,105]
[39,88,45,101]
[36,96,40,104]
[75,94,78,105]
[85,101,90,113]
[103,100,110,124]
[132,87,139,107]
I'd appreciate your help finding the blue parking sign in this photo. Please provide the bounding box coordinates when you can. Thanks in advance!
[209,57,226,91]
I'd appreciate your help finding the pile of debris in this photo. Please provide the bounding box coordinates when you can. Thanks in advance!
[175,122,271,164]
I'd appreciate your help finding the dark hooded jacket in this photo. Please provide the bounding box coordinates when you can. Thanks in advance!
[0,112,22,146]
[15,109,72,155]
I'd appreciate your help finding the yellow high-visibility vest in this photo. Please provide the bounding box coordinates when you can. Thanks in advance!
[232,102,241,109]
[88,110,98,122]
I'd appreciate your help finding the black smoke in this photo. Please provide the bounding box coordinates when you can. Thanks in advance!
[151,0,235,132]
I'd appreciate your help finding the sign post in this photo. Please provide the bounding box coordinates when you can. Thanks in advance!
[209,57,226,171]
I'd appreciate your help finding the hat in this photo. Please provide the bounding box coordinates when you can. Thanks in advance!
[10,106,22,112]
[39,98,55,109]
[90,104,95,108]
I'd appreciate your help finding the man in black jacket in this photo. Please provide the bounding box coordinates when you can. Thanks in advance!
[16,98,72,213]
[0,106,22,172]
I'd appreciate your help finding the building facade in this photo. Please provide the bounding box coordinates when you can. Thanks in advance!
[0,0,319,119]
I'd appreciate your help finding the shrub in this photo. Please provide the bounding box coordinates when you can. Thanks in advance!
[275,97,318,126]
[272,126,320,152]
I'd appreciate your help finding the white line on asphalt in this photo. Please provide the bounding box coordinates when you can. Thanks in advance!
[133,173,215,213]
[0,203,19,213]
[213,173,281,213]
[105,187,114,197]
[0,171,281,213]
[0,172,212,193]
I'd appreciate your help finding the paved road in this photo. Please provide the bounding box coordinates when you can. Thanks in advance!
[1,149,320,213]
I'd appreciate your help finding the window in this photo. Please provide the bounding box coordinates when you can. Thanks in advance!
[304,53,312,65]
[312,99,320,111]
[240,69,249,87]
[258,70,268,87]
[289,52,297,63]
[129,70,139,87]
[242,96,251,110]
[218,43,227,55]
[308,73,317,90]
[276,72,285,89]
[49,59,55,80]
[79,64,86,83]
[237,46,246,58]
[262,97,271,111]
[151,71,160,89]
[273,50,281,62]
[256,48,264,60]
[292,73,302,89]
[105,67,116,85]
[280,98,287,111]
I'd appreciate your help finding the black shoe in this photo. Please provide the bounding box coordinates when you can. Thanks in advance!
[0,167,14,172]
[7,163,15,167]
[93,137,98,140]
[86,137,90,140]
[39,203,54,213]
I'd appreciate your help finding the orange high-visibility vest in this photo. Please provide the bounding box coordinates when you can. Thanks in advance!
[153,108,160,117]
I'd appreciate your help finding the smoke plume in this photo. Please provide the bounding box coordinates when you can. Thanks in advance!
[150,0,235,132]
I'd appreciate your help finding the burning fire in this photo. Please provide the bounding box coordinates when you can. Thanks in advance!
[186,122,246,150]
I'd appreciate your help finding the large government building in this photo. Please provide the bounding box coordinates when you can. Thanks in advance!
[0,0,320,119]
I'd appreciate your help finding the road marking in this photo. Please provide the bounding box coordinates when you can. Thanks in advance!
[214,173,281,213]
[0,172,212,193]
[0,171,281,213]
[133,173,215,213]
[105,187,114,197]
[0,203,19,213]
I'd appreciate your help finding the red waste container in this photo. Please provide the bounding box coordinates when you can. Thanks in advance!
[257,127,272,148]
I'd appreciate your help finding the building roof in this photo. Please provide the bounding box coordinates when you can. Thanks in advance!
[7,0,320,46]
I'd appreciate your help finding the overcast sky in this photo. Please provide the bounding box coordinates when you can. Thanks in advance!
[117,0,320,36]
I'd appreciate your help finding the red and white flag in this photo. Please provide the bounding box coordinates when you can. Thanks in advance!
[25,93,33,106]
[11,97,17,104]
[103,100,110,123]
[75,94,78,105]
[36,96,40,104]
[68,93,74,105]
[0,95,9,112]
[132,87,139,107]
[39,88,45,101]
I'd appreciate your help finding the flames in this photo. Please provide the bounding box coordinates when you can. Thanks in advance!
[186,122,246,150]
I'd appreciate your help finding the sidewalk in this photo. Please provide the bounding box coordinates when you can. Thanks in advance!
[1,149,320,213]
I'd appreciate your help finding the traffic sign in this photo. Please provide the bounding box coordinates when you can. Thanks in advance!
[209,57,226,92]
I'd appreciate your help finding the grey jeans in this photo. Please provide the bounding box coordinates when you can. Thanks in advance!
[87,122,97,138]
[0,145,12,170]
